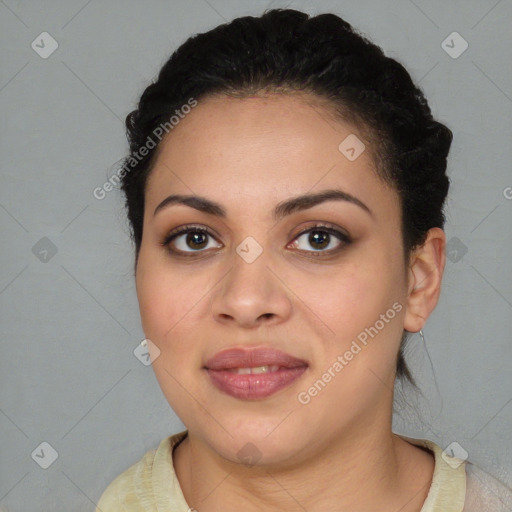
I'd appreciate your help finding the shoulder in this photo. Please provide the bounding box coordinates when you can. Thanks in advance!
[463,462,512,512]
[95,431,188,512]
[95,446,159,511]
[397,434,512,511]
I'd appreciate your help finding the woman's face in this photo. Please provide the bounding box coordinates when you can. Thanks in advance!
[136,93,410,465]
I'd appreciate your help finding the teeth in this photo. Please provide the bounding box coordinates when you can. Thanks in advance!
[231,365,280,374]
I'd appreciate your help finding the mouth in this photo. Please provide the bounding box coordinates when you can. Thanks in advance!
[204,347,308,400]
[225,365,281,374]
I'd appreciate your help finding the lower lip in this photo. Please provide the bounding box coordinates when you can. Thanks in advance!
[205,367,307,400]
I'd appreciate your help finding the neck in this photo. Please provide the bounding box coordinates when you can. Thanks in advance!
[173,415,434,511]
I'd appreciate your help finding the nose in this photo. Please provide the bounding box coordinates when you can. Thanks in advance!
[210,250,292,329]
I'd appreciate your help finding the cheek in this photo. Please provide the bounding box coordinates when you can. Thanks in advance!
[135,259,203,413]
[310,257,403,339]
[309,247,407,390]
[135,254,212,367]
[136,267,169,339]
[136,255,186,348]
[295,269,405,424]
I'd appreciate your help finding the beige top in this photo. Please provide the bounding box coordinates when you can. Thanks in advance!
[95,430,512,511]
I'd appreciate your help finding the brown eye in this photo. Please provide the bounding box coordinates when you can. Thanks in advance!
[289,224,351,255]
[183,231,208,250]
[162,225,222,256]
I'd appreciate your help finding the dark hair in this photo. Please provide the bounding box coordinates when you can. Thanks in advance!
[120,8,452,384]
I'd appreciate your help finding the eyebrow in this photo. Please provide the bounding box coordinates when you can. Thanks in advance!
[153,189,373,220]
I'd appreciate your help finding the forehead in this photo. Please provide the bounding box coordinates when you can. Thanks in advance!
[144,93,397,217]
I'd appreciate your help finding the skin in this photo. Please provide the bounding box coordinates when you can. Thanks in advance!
[135,92,446,511]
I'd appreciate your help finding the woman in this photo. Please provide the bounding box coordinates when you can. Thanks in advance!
[96,8,511,511]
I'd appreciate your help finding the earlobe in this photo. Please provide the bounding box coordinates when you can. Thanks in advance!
[403,227,446,333]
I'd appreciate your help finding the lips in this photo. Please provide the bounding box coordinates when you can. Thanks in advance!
[205,347,308,370]
[204,347,308,400]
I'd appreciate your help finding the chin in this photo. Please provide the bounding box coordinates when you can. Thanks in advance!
[189,412,314,467]
[215,433,302,468]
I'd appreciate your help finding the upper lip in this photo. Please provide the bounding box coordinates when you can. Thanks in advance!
[204,347,308,370]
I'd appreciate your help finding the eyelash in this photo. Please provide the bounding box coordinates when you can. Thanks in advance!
[161,223,352,259]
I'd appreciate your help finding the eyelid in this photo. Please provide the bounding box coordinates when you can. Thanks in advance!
[161,224,220,247]
[291,221,351,242]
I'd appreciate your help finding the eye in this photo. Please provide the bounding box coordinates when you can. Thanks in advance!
[161,222,351,258]
[161,224,222,256]
[288,223,351,256]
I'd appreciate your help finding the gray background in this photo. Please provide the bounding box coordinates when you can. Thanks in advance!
[1,0,511,510]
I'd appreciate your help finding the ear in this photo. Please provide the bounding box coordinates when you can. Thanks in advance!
[403,227,446,333]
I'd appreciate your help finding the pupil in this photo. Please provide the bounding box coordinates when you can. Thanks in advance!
[187,232,207,249]
[310,231,329,249]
